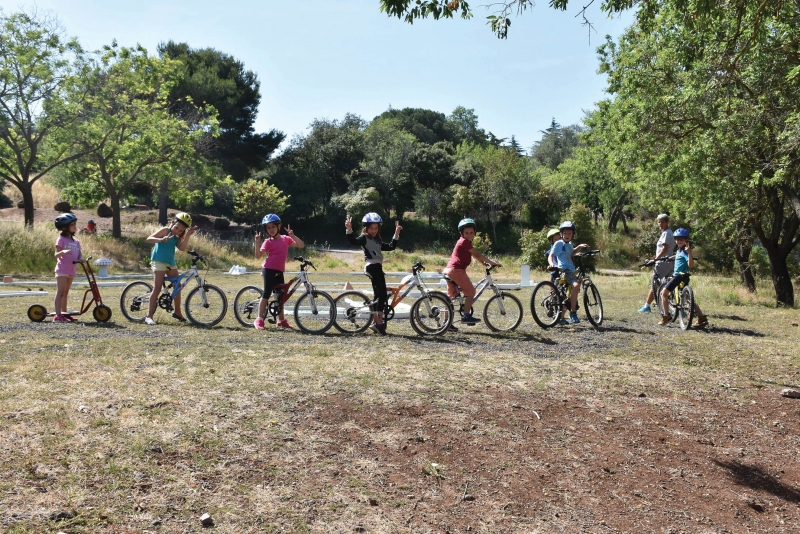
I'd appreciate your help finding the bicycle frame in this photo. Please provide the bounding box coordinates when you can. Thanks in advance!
[268,262,321,315]
[159,253,209,309]
[449,265,505,312]
[74,260,104,314]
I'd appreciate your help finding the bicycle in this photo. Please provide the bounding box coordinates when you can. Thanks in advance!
[232,256,335,334]
[657,267,696,330]
[445,263,523,332]
[120,250,228,327]
[639,255,675,313]
[530,250,603,328]
[333,261,454,336]
[27,257,112,323]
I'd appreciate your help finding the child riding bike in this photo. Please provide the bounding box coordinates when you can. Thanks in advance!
[443,218,501,325]
[549,220,590,324]
[659,228,708,328]
[253,214,305,330]
[346,213,402,335]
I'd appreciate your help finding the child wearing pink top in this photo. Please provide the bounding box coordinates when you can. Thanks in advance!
[253,214,304,330]
[53,213,82,323]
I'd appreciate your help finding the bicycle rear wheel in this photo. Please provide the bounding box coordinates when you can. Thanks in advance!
[294,290,335,334]
[233,285,263,327]
[657,281,678,321]
[583,283,604,327]
[119,281,153,323]
[185,284,228,327]
[483,292,523,332]
[530,281,561,329]
[409,291,453,336]
[333,290,373,334]
[678,285,694,330]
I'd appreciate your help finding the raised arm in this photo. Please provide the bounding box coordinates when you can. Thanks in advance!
[176,226,198,252]
[145,227,170,244]
[285,225,304,249]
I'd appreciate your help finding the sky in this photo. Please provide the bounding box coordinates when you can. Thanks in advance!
[1,0,633,152]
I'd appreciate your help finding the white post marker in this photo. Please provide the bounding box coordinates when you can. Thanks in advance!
[520,265,531,286]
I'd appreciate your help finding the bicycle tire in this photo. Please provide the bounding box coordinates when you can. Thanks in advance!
[294,290,335,334]
[409,291,453,336]
[233,285,263,327]
[119,281,153,323]
[651,275,661,312]
[530,281,561,329]
[483,292,523,332]
[185,284,228,327]
[93,304,112,323]
[27,304,47,322]
[583,283,604,327]
[333,290,373,334]
[678,285,694,330]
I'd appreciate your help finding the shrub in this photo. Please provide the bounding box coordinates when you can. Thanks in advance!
[233,179,290,224]
[518,227,551,271]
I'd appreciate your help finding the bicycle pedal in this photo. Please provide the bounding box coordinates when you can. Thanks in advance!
[267,318,277,324]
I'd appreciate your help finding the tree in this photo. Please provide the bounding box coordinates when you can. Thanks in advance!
[158,41,284,182]
[356,118,417,217]
[597,1,800,305]
[530,118,582,170]
[410,141,455,225]
[233,178,290,224]
[57,44,217,238]
[0,11,90,227]
[375,107,455,145]
[446,106,487,146]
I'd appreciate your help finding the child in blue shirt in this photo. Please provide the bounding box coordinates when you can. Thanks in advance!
[659,228,708,327]
[549,221,589,324]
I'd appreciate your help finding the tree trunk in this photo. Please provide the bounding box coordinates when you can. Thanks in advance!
[733,241,756,292]
[607,208,619,231]
[764,247,794,307]
[110,192,122,239]
[20,182,35,228]
[620,211,629,234]
[158,178,169,226]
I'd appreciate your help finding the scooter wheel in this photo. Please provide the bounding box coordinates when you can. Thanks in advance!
[28,304,47,322]
[93,305,112,323]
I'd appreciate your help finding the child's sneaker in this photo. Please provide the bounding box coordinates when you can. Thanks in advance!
[558,318,569,325]
[461,313,481,325]
[569,313,580,324]
[63,315,77,322]
[658,314,671,326]
[638,304,651,313]
[53,315,69,323]
[171,312,187,322]
[376,322,387,335]
[277,319,293,329]
[254,317,265,330]
[144,317,156,326]
[695,315,708,328]
[368,324,380,334]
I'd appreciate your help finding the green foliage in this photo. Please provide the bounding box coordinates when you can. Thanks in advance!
[357,118,417,216]
[332,187,384,219]
[530,119,582,170]
[518,227,551,271]
[632,223,662,260]
[471,232,492,255]
[446,106,487,146]
[233,179,290,224]
[376,108,455,145]
[0,223,57,273]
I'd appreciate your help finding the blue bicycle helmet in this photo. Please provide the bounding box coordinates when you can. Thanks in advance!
[262,214,281,225]
[458,218,476,232]
[55,213,77,229]
[559,220,576,232]
[674,227,690,238]
[362,212,382,224]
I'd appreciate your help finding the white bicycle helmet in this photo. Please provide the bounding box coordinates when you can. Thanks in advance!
[362,212,382,224]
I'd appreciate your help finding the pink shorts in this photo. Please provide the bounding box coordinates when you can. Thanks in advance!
[443,268,475,298]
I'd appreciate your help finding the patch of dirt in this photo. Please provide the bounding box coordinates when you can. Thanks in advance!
[288,389,800,532]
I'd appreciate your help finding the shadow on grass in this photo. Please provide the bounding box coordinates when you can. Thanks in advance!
[594,324,647,334]
[712,314,748,321]
[705,326,765,338]
[713,459,800,504]
[82,322,127,330]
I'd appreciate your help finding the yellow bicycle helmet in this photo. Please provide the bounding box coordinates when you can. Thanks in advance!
[175,212,193,228]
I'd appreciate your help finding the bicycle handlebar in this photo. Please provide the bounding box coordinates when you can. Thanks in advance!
[640,255,675,268]
[576,249,601,257]
[412,261,425,274]
[293,256,316,270]
[72,256,93,264]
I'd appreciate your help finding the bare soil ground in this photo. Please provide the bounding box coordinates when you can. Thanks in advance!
[1,264,799,532]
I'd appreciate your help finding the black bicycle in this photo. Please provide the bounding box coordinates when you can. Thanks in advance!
[530,250,603,328]
[639,255,675,314]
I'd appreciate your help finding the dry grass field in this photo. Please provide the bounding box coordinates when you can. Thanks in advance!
[1,265,799,533]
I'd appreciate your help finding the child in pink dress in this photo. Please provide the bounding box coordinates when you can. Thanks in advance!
[53,213,82,323]
[253,214,305,330]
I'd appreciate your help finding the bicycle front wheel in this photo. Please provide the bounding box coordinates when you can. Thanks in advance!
[483,292,523,332]
[120,281,153,323]
[409,291,453,336]
[294,290,335,334]
[530,281,561,329]
[233,285,263,327]
[678,285,694,330]
[583,283,604,327]
[185,284,228,327]
[333,290,373,334]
